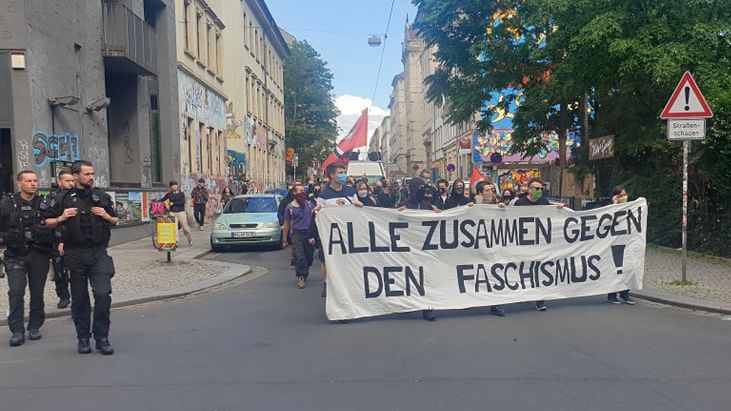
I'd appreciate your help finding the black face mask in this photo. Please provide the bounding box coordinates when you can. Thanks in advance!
[454,187,464,196]
[313,189,321,198]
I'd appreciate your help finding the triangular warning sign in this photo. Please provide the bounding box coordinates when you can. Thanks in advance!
[660,71,713,119]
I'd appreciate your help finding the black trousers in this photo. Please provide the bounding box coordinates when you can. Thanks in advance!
[4,249,50,334]
[52,255,70,300]
[291,230,315,278]
[193,203,206,226]
[64,246,115,341]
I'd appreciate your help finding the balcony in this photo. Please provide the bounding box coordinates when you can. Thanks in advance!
[101,3,157,75]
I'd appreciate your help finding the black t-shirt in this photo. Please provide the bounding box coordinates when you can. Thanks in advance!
[513,195,550,206]
[162,191,186,213]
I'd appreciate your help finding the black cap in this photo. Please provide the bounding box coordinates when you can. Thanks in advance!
[169,180,178,187]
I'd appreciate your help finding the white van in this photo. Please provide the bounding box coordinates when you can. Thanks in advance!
[346,161,386,183]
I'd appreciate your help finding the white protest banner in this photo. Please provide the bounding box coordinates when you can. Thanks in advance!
[315,199,647,320]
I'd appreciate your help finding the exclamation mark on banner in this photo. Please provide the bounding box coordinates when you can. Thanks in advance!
[611,245,626,274]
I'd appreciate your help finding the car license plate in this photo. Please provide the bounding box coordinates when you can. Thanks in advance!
[232,232,255,238]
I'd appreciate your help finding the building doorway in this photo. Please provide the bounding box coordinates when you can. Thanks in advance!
[0,128,13,193]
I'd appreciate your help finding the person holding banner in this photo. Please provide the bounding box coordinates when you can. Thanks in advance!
[377,180,398,208]
[161,181,192,246]
[444,180,473,209]
[282,185,317,289]
[316,162,363,298]
[434,179,450,209]
[607,186,636,305]
[473,180,505,316]
[506,178,562,311]
[400,179,440,321]
[355,181,379,207]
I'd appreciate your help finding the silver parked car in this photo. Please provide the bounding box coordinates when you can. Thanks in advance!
[210,194,282,251]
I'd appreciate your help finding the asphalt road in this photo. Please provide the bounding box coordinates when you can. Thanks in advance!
[0,246,730,411]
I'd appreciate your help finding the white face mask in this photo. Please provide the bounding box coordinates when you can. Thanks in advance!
[358,190,368,198]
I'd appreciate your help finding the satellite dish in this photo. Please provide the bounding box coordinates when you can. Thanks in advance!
[368,35,382,47]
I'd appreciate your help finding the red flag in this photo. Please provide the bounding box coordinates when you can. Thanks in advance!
[322,108,368,173]
[469,166,483,189]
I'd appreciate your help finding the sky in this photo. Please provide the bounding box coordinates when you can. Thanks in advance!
[265,0,418,143]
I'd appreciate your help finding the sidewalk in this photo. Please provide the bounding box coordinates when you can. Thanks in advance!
[636,246,731,315]
[1,225,251,325]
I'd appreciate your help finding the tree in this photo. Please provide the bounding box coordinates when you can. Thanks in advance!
[283,40,339,178]
[414,0,731,256]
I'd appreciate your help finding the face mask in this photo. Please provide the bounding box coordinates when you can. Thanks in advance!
[358,190,368,198]
[530,189,543,200]
[336,173,347,184]
[439,187,446,193]
[455,188,464,195]
[313,189,321,197]
[294,192,307,204]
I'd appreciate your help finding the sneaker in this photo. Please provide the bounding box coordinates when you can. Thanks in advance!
[607,296,621,304]
[490,306,505,317]
[77,338,92,354]
[95,338,115,356]
[620,296,636,305]
[188,239,193,246]
[199,226,205,231]
[535,302,548,311]
[57,298,71,309]
[9,332,25,347]
[321,283,327,298]
[297,276,306,289]
[27,329,42,341]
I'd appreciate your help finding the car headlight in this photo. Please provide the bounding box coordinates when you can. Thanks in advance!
[262,221,279,228]
[214,223,227,230]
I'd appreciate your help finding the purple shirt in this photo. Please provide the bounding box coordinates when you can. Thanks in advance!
[284,201,314,231]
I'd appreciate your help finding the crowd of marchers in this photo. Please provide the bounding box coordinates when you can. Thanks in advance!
[279,162,636,322]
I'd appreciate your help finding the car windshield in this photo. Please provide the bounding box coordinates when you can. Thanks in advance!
[224,197,276,213]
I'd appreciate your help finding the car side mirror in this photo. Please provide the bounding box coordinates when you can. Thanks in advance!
[214,209,222,215]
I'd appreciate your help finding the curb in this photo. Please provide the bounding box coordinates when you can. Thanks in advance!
[632,290,731,316]
[0,261,251,326]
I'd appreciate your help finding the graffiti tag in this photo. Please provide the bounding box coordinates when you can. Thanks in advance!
[32,131,79,167]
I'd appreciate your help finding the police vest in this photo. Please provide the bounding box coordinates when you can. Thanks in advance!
[57,188,113,247]
[2,193,54,254]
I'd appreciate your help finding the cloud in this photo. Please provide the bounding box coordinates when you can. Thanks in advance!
[335,95,390,147]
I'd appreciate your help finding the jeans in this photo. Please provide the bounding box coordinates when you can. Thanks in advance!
[608,290,631,300]
[4,249,50,333]
[193,203,206,227]
[291,230,315,278]
[65,246,115,340]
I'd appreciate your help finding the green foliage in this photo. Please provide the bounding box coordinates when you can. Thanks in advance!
[414,0,731,256]
[283,40,339,177]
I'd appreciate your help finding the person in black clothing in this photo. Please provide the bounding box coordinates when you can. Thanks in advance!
[433,179,449,209]
[161,181,192,246]
[355,181,378,207]
[501,188,514,204]
[377,180,398,208]
[444,179,473,209]
[51,168,76,309]
[503,178,564,311]
[44,160,119,355]
[399,179,439,321]
[0,170,55,347]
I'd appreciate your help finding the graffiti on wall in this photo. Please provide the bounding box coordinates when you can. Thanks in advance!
[473,129,579,165]
[178,71,226,130]
[496,169,541,192]
[31,131,79,167]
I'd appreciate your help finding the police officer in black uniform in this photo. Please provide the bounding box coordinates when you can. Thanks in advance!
[45,160,118,355]
[50,168,75,309]
[0,170,55,347]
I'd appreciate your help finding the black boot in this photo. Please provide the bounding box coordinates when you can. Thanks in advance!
[422,309,436,321]
[77,338,92,354]
[95,338,115,356]
[9,332,25,347]
[27,329,42,340]
[57,298,70,309]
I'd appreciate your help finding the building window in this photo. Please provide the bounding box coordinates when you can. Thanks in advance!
[254,29,259,59]
[216,31,222,77]
[196,10,203,59]
[183,0,191,51]
[249,22,253,53]
[207,22,214,71]
[187,117,195,173]
[198,122,206,172]
[243,12,248,49]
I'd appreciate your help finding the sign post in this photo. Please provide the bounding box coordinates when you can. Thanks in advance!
[660,71,713,282]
